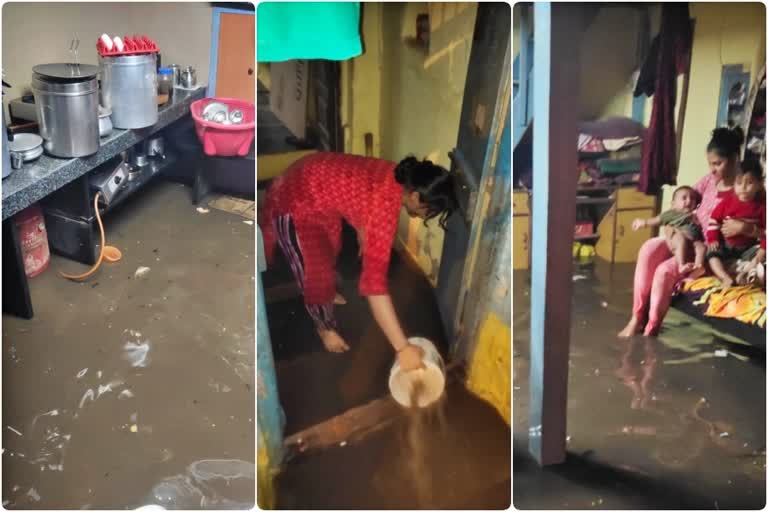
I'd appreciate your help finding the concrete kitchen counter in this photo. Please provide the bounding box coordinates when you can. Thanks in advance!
[2,86,206,320]
[2,87,206,221]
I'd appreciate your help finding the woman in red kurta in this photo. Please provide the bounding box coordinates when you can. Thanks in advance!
[260,153,458,371]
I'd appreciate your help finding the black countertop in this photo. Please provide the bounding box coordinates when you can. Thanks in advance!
[1,87,206,220]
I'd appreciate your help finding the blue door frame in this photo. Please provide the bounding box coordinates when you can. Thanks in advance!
[257,227,284,469]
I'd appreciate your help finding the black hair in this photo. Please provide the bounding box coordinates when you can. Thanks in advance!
[707,126,745,159]
[672,185,701,206]
[394,156,459,229]
[738,158,764,181]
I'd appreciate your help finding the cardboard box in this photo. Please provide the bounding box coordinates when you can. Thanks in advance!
[269,60,308,139]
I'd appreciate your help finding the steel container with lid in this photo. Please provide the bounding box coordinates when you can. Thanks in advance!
[99,54,158,129]
[31,63,100,158]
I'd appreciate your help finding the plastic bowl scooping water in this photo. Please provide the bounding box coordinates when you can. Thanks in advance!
[388,337,446,408]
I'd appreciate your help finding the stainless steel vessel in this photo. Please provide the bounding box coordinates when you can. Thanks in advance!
[31,63,100,158]
[99,54,158,129]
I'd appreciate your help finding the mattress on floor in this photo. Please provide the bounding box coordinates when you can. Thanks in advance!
[671,276,765,348]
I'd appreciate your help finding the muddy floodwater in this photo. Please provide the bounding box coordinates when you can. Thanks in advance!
[513,262,766,510]
[2,181,255,509]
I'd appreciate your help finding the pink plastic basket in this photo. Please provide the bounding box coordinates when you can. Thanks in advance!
[190,98,255,157]
[96,34,159,57]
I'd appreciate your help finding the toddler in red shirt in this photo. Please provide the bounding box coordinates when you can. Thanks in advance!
[705,159,766,288]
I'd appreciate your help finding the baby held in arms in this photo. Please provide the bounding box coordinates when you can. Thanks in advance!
[632,185,706,278]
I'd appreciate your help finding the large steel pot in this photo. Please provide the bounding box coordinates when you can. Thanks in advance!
[100,54,158,129]
[31,63,100,158]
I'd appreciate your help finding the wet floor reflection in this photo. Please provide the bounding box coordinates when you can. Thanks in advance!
[2,182,255,509]
[513,261,765,509]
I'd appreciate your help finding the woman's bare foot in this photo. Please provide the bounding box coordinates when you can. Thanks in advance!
[333,292,347,305]
[618,316,642,338]
[643,325,659,337]
[317,329,350,353]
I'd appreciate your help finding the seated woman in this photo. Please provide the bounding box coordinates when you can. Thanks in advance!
[619,126,761,337]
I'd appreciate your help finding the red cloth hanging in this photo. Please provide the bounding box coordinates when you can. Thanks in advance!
[638,4,693,195]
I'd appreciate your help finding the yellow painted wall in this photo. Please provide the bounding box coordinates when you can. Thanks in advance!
[663,2,766,206]
[378,2,477,284]
[466,312,511,424]
[340,2,384,157]
[257,429,275,509]
[579,7,642,120]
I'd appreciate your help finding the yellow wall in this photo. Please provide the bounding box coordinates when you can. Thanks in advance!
[378,2,477,284]
[665,2,766,205]
[466,312,511,424]
[339,3,384,158]
[579,7,642,120]
[257,429,275,509]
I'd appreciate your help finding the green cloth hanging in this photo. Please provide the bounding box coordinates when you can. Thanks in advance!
[257,2,362,62]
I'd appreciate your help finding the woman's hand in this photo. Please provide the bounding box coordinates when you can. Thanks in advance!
[708,241,720,251]
[632,219,646,231]
[721,218,750,238]
[397,343,425,372]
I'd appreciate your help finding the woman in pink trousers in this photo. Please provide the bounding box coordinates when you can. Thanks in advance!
[619,127,759,337]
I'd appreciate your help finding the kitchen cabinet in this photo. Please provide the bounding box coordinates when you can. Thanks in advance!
[210,8,255,103]
[595,187,656,263]
[512,190,530,269]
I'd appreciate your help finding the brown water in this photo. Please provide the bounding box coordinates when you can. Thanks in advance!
[276,379,510,509]
[513,264,766,509]
[2,181,256,509]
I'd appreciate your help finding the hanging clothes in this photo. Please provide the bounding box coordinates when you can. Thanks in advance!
[638,4,693,195]
[257,2,363,62]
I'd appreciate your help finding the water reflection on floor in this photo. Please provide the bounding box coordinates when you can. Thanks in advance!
[513,261,766,510]
[2,182,255,509]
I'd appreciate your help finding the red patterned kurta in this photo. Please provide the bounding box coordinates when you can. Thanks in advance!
[260,153,402,304]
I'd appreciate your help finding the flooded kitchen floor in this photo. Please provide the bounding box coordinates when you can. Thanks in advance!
[2,180,255,509]
[513,262,766,510]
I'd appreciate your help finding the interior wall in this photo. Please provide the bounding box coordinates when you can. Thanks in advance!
[666,1,766,205]
[579,7,641,120]
[379,2,477,285]
[2,2,213,112]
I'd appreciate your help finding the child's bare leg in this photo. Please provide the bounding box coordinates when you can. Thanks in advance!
[708,256,734,288]
[669,230,694,273]
[689,241,707,279]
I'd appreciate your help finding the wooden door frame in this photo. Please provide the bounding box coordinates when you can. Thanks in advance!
[208,6,255,98]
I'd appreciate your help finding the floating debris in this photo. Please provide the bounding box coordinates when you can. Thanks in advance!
[719,432,730,438]
[714,349,728,358]
[601,301,608,308]
[134,266,151,279]
[26,488,41,502]
[7,426,23,436]
[196,207,210,214]
[572,274,587,281]
[76,368,88,379]
[124,341,151,368]
[130,425,138,433]
[79,389,95,409]
[118,389,135,400]
[243,220,254,226]
[339,441,347,447]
